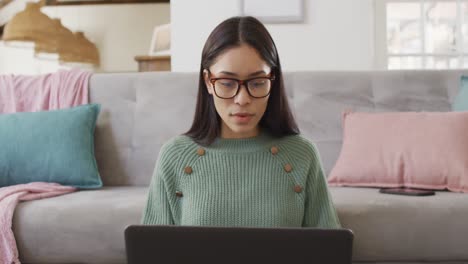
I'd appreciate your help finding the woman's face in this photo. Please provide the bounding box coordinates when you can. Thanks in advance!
[204,44,272,139]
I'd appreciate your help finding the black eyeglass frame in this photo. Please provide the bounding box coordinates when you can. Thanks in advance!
[207,70,276,99]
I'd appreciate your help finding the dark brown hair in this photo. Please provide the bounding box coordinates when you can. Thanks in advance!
[185,16,299,145]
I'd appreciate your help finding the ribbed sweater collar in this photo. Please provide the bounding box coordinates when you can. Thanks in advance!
[208,130,274,153]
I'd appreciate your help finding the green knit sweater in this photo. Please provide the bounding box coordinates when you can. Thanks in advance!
[141,131,341,228]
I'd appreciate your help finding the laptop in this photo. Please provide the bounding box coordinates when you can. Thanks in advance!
[125,225,354,264]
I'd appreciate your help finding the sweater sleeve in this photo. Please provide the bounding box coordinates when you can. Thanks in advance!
[141,142,177,225]
[302,145,341,229]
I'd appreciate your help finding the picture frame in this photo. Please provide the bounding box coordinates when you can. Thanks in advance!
[241,0,304,23]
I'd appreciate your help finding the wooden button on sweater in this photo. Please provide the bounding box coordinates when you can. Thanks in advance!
[270,146,279,155]
[184,166,193,174]
[284,163,292,173]
[175,191,183,197]
[294,185,302,193]
[197,148,205,156]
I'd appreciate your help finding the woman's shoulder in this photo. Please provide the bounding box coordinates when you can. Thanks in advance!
[155,135,199,171]
[274,133,321,160]
[160,134,198,155]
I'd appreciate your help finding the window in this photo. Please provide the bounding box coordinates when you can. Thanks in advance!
[376,0,468,69]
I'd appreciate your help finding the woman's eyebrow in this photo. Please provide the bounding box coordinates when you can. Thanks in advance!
[218,70,268,77]
[218,71,238,76]
[248,70,268,77]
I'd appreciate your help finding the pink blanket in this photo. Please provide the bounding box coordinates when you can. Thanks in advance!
[0,69,91,263]
[0,69,92,113]
[0,182,77,264]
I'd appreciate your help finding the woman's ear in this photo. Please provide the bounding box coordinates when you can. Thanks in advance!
[203,69,214,95]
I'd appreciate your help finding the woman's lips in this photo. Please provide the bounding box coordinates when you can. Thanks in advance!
[231,113,254,124]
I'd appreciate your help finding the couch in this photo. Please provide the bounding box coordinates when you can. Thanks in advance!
[12,70,468,264]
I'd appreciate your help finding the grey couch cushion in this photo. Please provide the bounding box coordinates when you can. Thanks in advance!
[331,187,468,262]
[13,186,468,263]
[13,187,146,264]
[90,73,137,187]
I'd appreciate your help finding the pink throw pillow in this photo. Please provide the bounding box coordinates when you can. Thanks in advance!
[327,111,468,193]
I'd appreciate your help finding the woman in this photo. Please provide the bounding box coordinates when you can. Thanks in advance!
[142,16,340,228]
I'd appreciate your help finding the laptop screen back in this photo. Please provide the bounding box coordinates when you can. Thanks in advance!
[125,225,353,264]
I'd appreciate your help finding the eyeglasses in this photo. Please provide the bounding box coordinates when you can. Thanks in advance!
[208,71,275,99]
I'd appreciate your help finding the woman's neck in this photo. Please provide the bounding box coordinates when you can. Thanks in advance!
[220,124,260,139]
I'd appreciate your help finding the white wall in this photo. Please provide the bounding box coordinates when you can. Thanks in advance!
[171,0,375,72]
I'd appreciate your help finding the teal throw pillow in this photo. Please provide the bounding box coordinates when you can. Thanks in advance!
[0,104,102,189]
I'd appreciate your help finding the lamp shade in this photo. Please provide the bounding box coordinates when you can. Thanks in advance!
[3,3,100,67]
[3,3,55,46]
[60,31,100,66]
